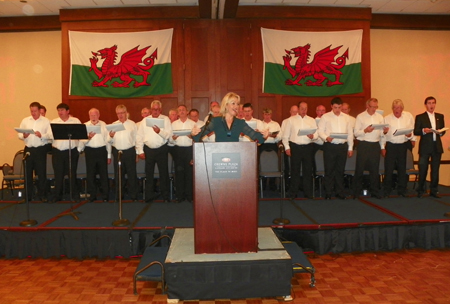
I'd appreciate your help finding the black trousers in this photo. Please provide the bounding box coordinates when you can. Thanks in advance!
[144,144,170,201]
[85,146,109,200]
[383,142,408,195]
[353,141,381,196]
[175,146,193,201]
[24,145,47,199]
[323,142,348,197]
[288,142,314,198]
[112,147,138,200]
[52,147,79,200]
[417,144,442,195]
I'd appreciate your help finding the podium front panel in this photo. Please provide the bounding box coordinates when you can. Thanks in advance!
[193,142,258,254]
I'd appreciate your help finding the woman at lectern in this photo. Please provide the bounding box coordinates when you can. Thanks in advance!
[191,92,268,143]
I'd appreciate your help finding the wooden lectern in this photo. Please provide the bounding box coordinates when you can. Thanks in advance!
[193,142,258,254]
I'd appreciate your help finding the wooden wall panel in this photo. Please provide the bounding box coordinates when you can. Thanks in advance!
[60,7,372,125]
[217,20,252,106]
[184,20,218,119]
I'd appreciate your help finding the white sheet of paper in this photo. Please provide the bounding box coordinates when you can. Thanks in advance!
[146,117,165,128]
[173,129,191,136]
[330,133,348,139]
[371,124,389,130]
[106,123,126,132]
[86,125,101,134]
[297,128,316,136]
[393,128,413,136]
[245,120,257,130]
[14,128,35,134]
[432,127,449,134]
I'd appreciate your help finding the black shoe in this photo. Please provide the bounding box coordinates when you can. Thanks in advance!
[336,194,346,200]
[430,193,441,198]
[371,194,383,199]
[417,192,424,198]
[398,192,407,198]
[325,195,332,200]
[163,199,171,203]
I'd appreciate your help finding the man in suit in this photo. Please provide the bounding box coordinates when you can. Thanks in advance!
[414,96,446,198]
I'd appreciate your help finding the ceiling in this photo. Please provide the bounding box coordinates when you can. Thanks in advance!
[1,0,450,18]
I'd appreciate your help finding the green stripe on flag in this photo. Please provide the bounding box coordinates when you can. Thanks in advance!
[70,63,173,98]
[264,62,362,97]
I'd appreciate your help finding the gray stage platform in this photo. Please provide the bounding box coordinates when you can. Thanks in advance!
[165,227,292,301]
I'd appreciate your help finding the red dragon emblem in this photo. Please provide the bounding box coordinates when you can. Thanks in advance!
[283,44,349,87]
[88,45,157,88]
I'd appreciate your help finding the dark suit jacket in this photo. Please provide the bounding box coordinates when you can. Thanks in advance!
[414,111,445,155]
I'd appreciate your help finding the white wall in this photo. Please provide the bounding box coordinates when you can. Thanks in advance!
[0,31,61,165]
[371,29,450,186]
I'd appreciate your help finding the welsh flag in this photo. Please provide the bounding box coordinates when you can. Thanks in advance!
[261,28,363,97]
[69,29,173,98]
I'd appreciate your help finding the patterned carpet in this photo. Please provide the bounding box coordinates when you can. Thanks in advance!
[1,248,450,303]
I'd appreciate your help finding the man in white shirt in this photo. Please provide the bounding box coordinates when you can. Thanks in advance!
[260,108,281,153]
[353,98,388,199]
[282,102,318,199]
[171,105,195,203]
[341,102,356,129]
[203,101,220,122]
[18,102,51,202]
[188,109,204,127]
[137,100,173,202]
[318,97,354,199]
[280,105,299,193]
[241,103,264,142]
[80,108,111,202]
[50,103,82,203]
[109,105,139,201]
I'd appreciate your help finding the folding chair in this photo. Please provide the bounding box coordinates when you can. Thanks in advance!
[406,149,419,189]
[313,150,325,198]
[133,235,172,295]
[1,150,25,199]
[259,149,284,198]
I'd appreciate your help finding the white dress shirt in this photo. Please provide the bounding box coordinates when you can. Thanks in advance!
[51,116,82,151]
[80,120,112,158]
[18,115,51,147]
[240,118,264,142]
[314,117,324,146]
[262,120,281,144]
[136,114,172,154]
[318,111,354,151]
[426,111,437,141]
[108,119,137,151]
[171,118,196,147]
[383,111,415,147]
[281,114,318,151]
[354,111,385,147]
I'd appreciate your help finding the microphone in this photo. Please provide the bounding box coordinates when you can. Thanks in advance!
[199,114,213,142]
[118,150,123,162]
[23,152,31,161]
[204,113,213,128]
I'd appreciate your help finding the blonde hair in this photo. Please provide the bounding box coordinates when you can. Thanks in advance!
[392,99,404,109]
[220,92,240,116]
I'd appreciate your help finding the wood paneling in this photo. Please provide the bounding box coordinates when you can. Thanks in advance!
[0,16,60,32]
[371,14,450,30]
[58,6,372,124]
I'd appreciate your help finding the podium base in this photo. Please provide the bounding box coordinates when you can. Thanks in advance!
[20,219,38,227]
[272,218,290,225]
[112,218,130,227]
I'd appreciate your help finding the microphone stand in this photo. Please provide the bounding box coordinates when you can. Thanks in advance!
[273,143,290,225]
[20,152,37,227]
[113,151,130,226]
[57,133,81,220]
